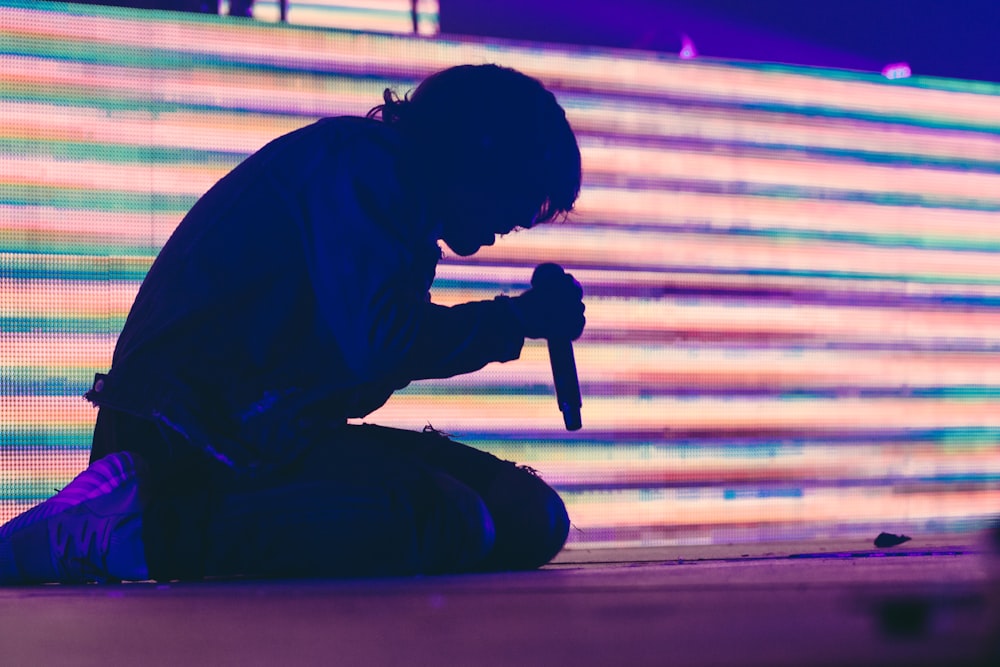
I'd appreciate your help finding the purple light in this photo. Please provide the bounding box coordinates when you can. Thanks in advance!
[679,34,697,59]
[882,62,912,79]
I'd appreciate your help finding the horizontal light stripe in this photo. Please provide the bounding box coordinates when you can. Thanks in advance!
[13,254,1000,301]
[565,487,1000,529]
[10,276,1000,343]
[0,333,116,368]
[9,394,1000,431]
[13,333,1000,393]
[435,263,1000,302]
[0,102,310,154]
[576,188,1000,246]
[580,141,1000,206]
[535,447,1000,488]
[0,279,138,317]
[365,395,1000,433]
[472,227,1000,284]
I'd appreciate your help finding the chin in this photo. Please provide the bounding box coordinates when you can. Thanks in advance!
[444,241,481,257]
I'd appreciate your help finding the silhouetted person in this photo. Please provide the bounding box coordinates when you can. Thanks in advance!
[0,65,584,583]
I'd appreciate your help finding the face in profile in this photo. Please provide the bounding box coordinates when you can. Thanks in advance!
[380,65,579,257]
[436,183,543,257]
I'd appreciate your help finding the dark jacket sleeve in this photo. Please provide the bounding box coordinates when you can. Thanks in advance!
[297,124,524,388]
[399,298,525,381]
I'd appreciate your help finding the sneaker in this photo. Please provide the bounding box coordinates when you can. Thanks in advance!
[0,451,150,584]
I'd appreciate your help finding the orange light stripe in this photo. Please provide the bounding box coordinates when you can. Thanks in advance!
[576,188,1000,242]
[473,228,1000,281]
[581,142,1000,204]
[11,395,1000,431]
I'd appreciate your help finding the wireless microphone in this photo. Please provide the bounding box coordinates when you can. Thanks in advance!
[531,263,582,431]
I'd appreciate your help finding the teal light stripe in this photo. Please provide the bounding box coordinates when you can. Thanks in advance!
[3,0,234,24]
[722,225,1000,254]
[8,217,1000,275]
[3,138,246,167]
[746,142,1000,174]
[581,174,1000,213]
[1,369,101,397]
[12,369,1000,401]
[731,99,1000,136]
[3,425,1000,454]
[0,238,169,258]
[35,372,1000,399]
[0,82,182,114]
[0,256,153,281]
[730,181,1000,213]
[579,219,1000,255]
[2,34,230,70]
[0,317,126,334]
[2,485,77,504]
[0,80,342,120]
[0,186,197,212]
[742,59,1000,97]
[702,266,1000,287]
[0,82,306,118]
[0,427,95,449]
[5,265,1000,299]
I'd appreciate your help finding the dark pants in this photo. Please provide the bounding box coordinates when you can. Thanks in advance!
[92,409,570,580]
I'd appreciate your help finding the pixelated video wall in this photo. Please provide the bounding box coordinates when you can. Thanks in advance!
[3,0,1000,549]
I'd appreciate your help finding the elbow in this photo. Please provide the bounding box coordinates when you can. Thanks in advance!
[340,322,416,381]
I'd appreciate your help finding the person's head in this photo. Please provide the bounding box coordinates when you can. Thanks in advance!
[368,64,581,256]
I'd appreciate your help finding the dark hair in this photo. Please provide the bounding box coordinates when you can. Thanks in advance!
[367,64,581,224]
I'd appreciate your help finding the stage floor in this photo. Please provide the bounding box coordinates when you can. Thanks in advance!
[2,536,997,666]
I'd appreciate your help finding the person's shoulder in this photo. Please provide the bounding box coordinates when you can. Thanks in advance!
[323,119,427,243]
[326,118,411,186]
[312,116,403,151]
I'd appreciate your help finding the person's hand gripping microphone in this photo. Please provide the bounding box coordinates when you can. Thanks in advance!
[511,263,585,430]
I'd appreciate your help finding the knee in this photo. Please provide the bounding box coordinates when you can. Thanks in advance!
[419,472,496,574]
[480,465,570,571]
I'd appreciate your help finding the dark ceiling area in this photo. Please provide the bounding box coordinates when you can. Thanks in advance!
[438,0,1000,84]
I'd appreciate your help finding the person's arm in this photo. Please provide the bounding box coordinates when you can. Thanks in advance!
[399,266,586,381]
[398,297,526,381]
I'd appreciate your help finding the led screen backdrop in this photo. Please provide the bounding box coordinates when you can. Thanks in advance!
[3,0,1000,549]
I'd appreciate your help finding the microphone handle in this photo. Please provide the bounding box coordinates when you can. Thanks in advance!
[547,338,582,431]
